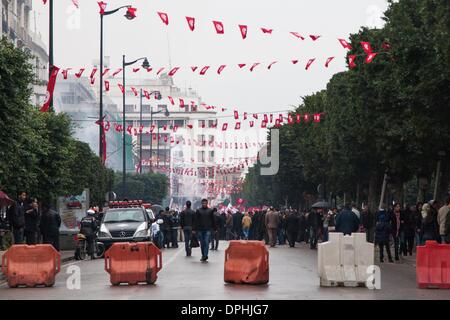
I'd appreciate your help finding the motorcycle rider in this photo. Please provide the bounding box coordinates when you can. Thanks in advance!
[80,209,98,260]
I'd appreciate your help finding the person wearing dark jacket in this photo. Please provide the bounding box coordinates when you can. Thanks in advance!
[8,191,28,244]
[210,208,222,250]
[170,210,180,248]
[40,203,61,251]
[233,211,243,240]
[307,209,320,249]
[402,206,416,256]
[161,208,172,248]
[335,204,360,236]
[286,211,300,247]
[375,209,394,263]
[389,203,404,261]
[361,206,375,243]
[193,199,216,262]
[180,201,195,256]
[80,209,98,259]
[24,198,40,245]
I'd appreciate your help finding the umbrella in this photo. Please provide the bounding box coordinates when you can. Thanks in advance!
[0,191,14,207]
[311,201,330,209]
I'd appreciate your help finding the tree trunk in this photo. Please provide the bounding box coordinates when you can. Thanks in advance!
[417,176,430,203]
[368,174,379,213]
[436,160,449,204]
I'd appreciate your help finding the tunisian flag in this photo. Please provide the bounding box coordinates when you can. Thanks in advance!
[40,65,60,112]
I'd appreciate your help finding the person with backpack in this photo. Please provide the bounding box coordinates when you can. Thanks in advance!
[335,203,360,236]
[375,207,394,263]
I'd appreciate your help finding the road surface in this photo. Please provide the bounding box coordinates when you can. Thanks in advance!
[0,242,449,300]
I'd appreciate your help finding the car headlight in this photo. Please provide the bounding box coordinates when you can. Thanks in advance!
[134,229,150,238]
[99,224,111,238]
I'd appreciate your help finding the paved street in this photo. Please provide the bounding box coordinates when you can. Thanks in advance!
[1,242,449,300]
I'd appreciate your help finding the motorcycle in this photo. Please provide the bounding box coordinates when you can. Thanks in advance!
[75,233,105,260]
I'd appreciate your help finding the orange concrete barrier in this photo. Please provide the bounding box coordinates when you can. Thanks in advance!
[105,242,162,285]
[224,240,269,285]
[1,244,61,288]
[417,241,450,289]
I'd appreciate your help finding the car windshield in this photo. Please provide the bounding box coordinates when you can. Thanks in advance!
[103,209,145,223]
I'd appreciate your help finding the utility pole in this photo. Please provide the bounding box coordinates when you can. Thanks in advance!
[49,0,54,110]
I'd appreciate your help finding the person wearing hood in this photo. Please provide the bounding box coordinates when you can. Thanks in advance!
[375,207,394,263]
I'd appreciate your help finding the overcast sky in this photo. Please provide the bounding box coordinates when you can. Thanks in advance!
[33,0,389,117]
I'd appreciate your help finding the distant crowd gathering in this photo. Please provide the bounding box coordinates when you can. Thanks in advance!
[156,197,450,263]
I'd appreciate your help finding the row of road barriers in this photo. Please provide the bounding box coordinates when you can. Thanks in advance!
[1,237,449,289]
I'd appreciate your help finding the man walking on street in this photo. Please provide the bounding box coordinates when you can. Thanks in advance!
[194,199,216,262]
[265,207,279,247]
[286,210,300,247]
[180,201,195,256]
[210,208,222,250]
[24,198,40,245]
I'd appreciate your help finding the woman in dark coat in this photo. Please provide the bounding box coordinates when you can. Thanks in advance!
[375,209,393,263]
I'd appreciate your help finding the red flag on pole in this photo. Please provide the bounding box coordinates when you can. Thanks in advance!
[213,21,224,34]
[325,57,335,68]
[40,66,60,112]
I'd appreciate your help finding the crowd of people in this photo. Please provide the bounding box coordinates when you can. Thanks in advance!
[156,197,450,264]
[0,191,62,251]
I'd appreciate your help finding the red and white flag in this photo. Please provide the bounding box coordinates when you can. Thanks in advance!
[222,123,228,131]
[305,58,316,70]
[62,68,71,80]
[348,55,357,69]
[267,61,277,69]
[40,66,60,112]
[75,68,85,78]
[261,28,273,34]
[238,64,246,69]
[309,35,321,41]
[361,42,373,54]
[338,38,352,50]
[186,17,195,31]
[168,96,175,105]
[290,32,305,40]
[112,68,122,77]
[235,122,241,130]
[156,67,165,75]
[200,66,210,75]
[191,66,198,72]
[98,1,107,14]
[325,56,335,68]
[104,80,110,92]
[292,60,299,65]
[239,25,248,39]
[179,98,185,107]
[118,83,124,93]
[133,68,140,73]
[143,90,150,99]
[365,52,378,64]
[131,87,138,96]
[102,68,110,76]
[168,67,180,76]
[217,65,226,75]
[90,68,98,79]
[250,63,260,72]
[157,12,169,25]
[213,21,224,34]
[234,110,239,120]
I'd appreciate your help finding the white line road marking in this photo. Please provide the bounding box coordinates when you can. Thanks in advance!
[163,248,184,268]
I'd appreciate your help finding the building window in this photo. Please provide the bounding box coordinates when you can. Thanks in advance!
[208,135,215,144]
[209,151,215,161]
[157,104,168,113]
[198,151,205,163]
[174,120,184,127]
[208,120,216,128]
[125,104,135,113]
[198,120,206,128]
[61,92,75,104]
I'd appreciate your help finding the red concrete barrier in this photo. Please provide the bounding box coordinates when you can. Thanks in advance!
[224,240,269,285]
[105,242,162,285]
[417,241,450,289]
[1,244,61,288]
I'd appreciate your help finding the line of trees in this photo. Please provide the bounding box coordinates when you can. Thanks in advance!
[242,0,450,212]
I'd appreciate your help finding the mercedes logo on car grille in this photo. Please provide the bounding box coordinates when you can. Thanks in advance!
[120,231,126,237]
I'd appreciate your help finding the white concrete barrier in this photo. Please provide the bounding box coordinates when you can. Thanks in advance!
[318,232,374,287]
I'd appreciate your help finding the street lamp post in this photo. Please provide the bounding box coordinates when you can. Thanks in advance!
[99,5,134,164]
[122,55,150,194]
[48,0,53,110]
